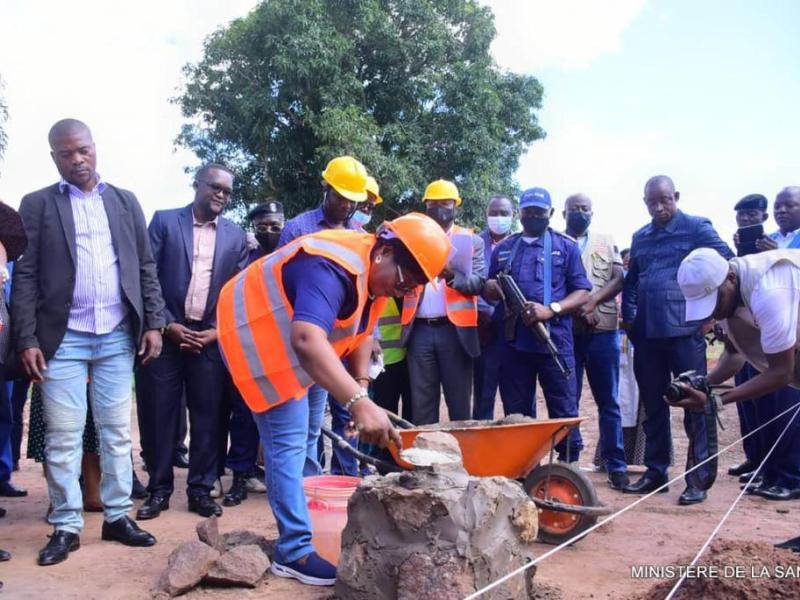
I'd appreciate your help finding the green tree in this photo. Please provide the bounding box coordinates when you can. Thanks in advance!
[175,0,545,226]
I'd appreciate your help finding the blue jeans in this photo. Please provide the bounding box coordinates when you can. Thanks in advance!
[41,327,135,533]
[328,397,358,475]
[0,371,13,483]
[252,386,327,564]
[573,331,627,473]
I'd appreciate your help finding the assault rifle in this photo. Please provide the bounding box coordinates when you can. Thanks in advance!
[496,271,571,378]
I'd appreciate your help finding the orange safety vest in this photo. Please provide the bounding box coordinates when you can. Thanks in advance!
[217,230,388,413]
[400,225,478,329]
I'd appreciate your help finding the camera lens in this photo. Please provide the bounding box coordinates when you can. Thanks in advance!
[664,383,685,402]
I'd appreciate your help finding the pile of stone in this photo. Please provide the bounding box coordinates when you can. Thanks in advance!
[336,431,540,600]
[156,516,273,597]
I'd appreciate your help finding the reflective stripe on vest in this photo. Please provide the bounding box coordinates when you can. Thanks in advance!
[441,225,478,327]
[378,297,406,364]
[217,230,387,413]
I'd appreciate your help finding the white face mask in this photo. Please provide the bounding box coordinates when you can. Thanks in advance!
[350,210,371,228]
[487,215,512,235]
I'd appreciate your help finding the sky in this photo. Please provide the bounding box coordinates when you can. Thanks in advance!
[1,0,798,247]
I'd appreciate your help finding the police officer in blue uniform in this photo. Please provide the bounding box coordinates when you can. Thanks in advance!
[621,175,734,505]
[484,187,591,462]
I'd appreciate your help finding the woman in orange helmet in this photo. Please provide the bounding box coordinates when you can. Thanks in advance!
[217,212,450,587]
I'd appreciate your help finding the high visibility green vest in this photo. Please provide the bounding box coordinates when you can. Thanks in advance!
[378,297,406,365]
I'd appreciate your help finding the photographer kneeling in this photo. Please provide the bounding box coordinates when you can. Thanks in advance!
[673,247,800,551]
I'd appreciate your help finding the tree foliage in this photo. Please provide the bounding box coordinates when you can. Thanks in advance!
[175,0,545,226]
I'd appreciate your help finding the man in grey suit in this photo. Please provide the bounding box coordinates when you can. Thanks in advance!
[12,119,166,566]
[401,179,486,424]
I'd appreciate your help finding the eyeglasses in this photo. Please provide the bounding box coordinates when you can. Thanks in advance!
[197,180,233,198]
[254,223,282,234]
[394,264,417,294]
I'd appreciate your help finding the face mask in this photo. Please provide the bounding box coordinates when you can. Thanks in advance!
[487,216,512,235]
[350,210,371,229]
[255,232,281,253]
[427,205,455,229]
[521,216,549,237]
[566,212,592,235]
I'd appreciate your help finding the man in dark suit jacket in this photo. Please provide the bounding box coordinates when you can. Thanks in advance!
[401,180,486,425]
[12,119,165,566]
[135,163,247,520]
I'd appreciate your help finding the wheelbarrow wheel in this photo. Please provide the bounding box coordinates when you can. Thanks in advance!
[523,463,599,545]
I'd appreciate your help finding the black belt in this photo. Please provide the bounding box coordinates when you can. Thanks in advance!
[417,317,450,326]
[185,319,205,330]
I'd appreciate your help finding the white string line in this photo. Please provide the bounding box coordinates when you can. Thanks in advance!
[463,399,800,600]
[664,402,800,600]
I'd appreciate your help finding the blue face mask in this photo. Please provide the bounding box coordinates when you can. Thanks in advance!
[487,215,512,235]
[350,210,371,228]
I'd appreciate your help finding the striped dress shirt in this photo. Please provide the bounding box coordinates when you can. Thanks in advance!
[60,177,128,334]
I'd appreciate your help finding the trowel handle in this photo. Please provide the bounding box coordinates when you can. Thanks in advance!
[384,409,414,430]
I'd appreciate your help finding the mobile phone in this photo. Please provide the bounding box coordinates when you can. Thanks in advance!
[736,223,764,256]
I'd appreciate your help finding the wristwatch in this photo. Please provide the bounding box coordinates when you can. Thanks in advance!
[549,301,563,315]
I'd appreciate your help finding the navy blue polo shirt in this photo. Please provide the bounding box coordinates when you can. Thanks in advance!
[282,251,371,335]
[488,230,591,353]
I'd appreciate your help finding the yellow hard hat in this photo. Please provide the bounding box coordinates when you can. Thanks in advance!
[382,213,451,282]
[422,179,461,206]
[322,156,368,202]
[366,176,383,205]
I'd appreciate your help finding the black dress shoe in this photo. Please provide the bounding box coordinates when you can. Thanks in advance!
[622,475,669,495]
[173,453,190,469]
[136,495,170,520]
[223,473,249,507]
[678,486,707,505]
[38,531,80,566]
[728,460,757,476]
[775,535,800,552]
[0,550,9,562]
[188,495,223,517]
[102,516,156,547]
[754,485,800,501]
[739,472,763,484]
[0,481,27,497]
[608,471,630,491]
[131,472,148,500]
[0,507,6,518]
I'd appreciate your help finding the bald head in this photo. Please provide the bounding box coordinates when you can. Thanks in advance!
[48,119,91,149]
[775,186,800,234]
[644,175,679,226]
[48,119,97,193]
[565,193,592,212]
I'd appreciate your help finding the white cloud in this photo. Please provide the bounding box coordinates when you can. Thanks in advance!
[0,0,258,216]
[485,0,647,71]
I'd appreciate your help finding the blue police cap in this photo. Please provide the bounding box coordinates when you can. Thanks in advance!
[519,187,552,210]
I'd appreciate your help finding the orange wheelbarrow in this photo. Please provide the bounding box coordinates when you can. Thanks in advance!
[385,417,612,545]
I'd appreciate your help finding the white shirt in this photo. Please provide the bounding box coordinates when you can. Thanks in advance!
[416,280,447,318]
[748,262,800,354]
[770,228,800,249]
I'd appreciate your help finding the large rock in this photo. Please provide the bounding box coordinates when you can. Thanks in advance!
[158,541,220,597]
[196,516,220,549]
[204,544,271,587]
[218,529,275,559]
[336,432,538,600]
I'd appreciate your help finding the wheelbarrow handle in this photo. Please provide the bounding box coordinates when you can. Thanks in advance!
[383,410,414,430]
[319,426,407,473]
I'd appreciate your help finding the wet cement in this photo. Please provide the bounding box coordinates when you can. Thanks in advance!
[335,432,539,600]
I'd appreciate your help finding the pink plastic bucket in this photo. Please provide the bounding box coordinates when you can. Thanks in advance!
[303,475,360,565]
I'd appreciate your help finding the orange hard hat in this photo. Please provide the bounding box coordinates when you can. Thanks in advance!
[381,212,451,282]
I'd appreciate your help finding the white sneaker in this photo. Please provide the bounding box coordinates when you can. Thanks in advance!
[244,476,266,493]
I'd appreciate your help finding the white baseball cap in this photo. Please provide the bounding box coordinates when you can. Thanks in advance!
[677,248,730,322]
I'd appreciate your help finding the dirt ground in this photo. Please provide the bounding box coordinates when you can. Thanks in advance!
[2,379,799,599]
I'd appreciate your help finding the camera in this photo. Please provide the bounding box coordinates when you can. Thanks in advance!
[664,370,709,402]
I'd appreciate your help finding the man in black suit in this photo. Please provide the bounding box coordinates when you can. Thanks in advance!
[136,164,247,520]
[12,119,165,566]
